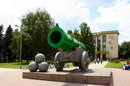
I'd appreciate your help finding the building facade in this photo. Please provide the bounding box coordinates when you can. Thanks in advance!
[93,30,119,60]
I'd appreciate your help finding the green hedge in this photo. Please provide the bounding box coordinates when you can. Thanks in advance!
[108,58,120,63]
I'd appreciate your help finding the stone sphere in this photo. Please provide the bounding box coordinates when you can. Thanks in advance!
[38,62,49,72]
[35,53,45,63]
[28,62,38,72]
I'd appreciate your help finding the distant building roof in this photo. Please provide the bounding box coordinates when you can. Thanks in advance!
[93,30,119,36]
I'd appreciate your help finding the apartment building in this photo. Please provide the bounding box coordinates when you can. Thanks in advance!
[93,30,119,60]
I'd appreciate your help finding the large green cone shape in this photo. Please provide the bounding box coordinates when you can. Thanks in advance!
[47,27,86,51]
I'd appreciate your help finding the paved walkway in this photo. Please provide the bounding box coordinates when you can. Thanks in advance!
[1,61,129,86]
[0,68,106,86]
[0,62,109,86]
[111,69,130,86]
[89,61,108,69]
[89,61,130,86]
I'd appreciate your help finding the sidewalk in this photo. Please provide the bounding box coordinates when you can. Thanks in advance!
[89,61,130,86]
[0,61,120,86]
[111,69,130,86]
[0,68,106,86]
[89,61,108,69]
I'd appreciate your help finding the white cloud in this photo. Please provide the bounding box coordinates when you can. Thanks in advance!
[0,0,90,31]
[93,0,130,44]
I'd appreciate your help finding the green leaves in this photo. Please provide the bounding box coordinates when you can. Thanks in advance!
[67,22,95,58]
[80,22,94,58]
[10,29,20,59]
[119,41,130,59]
[10,9,58,61]
[21,9,57,60]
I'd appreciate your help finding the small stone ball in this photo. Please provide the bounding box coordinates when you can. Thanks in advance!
[28,62,38,72]
[38,62,49,72]
[35,53,45,63]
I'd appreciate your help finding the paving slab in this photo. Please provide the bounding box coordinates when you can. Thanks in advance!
[23,68,111,85]
[0,68,108,86]
[111,69,130,86]
[89,61,108,69]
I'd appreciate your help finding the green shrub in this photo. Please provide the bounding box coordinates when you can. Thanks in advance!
[108,58,120,63]
[47,61,54,65]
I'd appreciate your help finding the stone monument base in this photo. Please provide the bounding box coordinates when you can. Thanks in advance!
[23,68,111,85]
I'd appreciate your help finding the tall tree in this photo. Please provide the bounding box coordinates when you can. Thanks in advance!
[67,22,94,58]
[10,29,20,61]
[73,29,80,40]
[119,41,130,59]
[0,24,3,34]
[67,30,73,35]
[79,22,94,58]
[67,29,80,40]
[4,25,13,62]
[0,24,4,61]
[16,9,57,61]
[119,45,123,59]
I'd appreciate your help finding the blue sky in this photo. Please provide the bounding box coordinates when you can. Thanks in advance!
[0,0,130,44]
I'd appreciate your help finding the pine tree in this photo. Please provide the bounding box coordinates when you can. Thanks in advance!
[0,24,5,62]
[0,24,3,41]
[0,25,3,61]
[5,25,12,40]
[4,25,13,62]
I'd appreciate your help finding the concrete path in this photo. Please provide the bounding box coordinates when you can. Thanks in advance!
[89,61,130,86]
[88,61,130,86]
[1,63,129,86]
[0,61,109,86]
[111,69,130,86]
[89,61,108,69]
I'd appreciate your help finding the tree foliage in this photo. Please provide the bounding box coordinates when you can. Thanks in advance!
[0,25,14,62]
[10,29,20,61]
[0,24,4,61]
[80,22,95,57]
[10,9,58,61]
[67,29,80,40]
[67,22,95,58]
[119,41,130,59]
[4,25,14,62]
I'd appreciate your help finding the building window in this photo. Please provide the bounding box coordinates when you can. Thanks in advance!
[93,43,95,46]
[102,42,106,45]
[93,37,96,46]
[93,37,96,40]
[102,48,106,51]
[102,35,106,51]
[93,37,95,43]
[102,35,106,42]
[97,37,100,40]
[102,45,106,51]
[97,47,100,51]
[102,54,107,60]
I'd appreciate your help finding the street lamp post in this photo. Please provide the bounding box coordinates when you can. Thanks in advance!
[15,25,22,69]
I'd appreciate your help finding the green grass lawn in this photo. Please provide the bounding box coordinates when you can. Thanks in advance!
[65,62,93,67]
[0,62,29,69]
[105,61,126,68]
[0,61,93,69]
[65,63,74,67]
